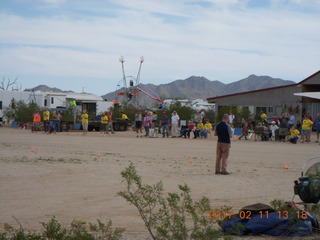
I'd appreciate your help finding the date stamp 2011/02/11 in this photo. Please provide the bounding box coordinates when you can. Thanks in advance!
[208,210,308,220]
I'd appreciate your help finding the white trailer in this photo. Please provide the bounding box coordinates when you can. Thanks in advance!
[0,90,44,122]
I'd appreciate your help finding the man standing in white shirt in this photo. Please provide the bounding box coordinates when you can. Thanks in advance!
[228,112,235,128]
[171,111,180,138]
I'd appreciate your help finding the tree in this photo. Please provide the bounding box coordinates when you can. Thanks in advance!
[1,77,21,91]
[217,105,253,127]
[167,101,194,120]
[3,101,40,124]
[203,108,215,124]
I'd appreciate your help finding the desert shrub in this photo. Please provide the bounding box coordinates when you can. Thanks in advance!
[0,223,43,240]
[0,218,124,240]
[118,162,221,240]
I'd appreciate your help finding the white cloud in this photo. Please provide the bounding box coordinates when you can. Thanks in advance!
[40,0,65,4]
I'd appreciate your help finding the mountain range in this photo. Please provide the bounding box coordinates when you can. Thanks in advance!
[25,75,295,107]
[25,85,74,93]
[101,74,295,106]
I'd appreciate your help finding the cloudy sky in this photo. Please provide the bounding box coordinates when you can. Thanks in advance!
[1,0,320,96]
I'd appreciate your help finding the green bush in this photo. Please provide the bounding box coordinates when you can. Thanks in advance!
[3,101,40,124]
[216,105,252,127]
[118,162,221,240]
[0,218,125,240]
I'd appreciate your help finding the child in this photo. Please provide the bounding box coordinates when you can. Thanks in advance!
[269,121,279,141]
[288,126,300,144]
[194,121,203,139]
[238,119,248,140]
[185,119,196,138]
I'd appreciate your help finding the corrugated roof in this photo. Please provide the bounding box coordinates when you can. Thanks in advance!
[43,92,103,101]
[296,70,320,85]
[207,70,320,101]
[206,83,297,101]
[294,92,320,100]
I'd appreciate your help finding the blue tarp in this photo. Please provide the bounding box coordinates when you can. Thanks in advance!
[222,211,318,237]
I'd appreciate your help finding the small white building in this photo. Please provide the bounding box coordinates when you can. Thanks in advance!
[190,99,215,111]
[163,99,215,111]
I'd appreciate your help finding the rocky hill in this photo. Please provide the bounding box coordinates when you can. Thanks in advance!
[24,85,74,93]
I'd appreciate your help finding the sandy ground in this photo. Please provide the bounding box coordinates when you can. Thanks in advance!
[0,126,320,239]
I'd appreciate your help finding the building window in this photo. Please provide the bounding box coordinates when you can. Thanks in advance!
[44,99,47,106]
[256,106,267,115]
[268,107,273,113]
[51,97,54,104]
[0,101,2,110]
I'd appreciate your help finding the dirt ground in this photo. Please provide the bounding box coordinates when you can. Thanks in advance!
[0,126,319,239]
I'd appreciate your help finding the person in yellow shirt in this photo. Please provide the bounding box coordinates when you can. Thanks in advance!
[194,121,204,139]
[81,110,89,135]
[288,126,300,144]
[121,112,128,120]
[200,119,213,138]
[301,115,313,143]
[121,111,129,129]
[43,108,50,134]
[260,111,267,124]
[100,112,108,137]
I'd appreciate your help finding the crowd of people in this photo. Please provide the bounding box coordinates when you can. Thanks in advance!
[30,108,214,139]
[134,109,213,139]
[29,108,319,178]
[30,107,320,145]
[233,111,320,144]
[32,108,62,134]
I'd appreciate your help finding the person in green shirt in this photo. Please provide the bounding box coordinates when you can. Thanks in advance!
[70,99,77,108]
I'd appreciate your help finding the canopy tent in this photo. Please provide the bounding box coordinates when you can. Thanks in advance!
[294,92,320,100]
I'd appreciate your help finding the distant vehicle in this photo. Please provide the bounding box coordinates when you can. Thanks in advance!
[88,115,128,132]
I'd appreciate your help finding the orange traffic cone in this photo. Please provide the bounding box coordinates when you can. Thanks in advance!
[31,147,35,152]
[97,152,101,158]
[189,157,193,164]
[283,163,288,169]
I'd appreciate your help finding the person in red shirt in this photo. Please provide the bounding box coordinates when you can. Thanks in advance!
[185,119,195,139]
[238,119,248,140]
[32,111,41,133]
